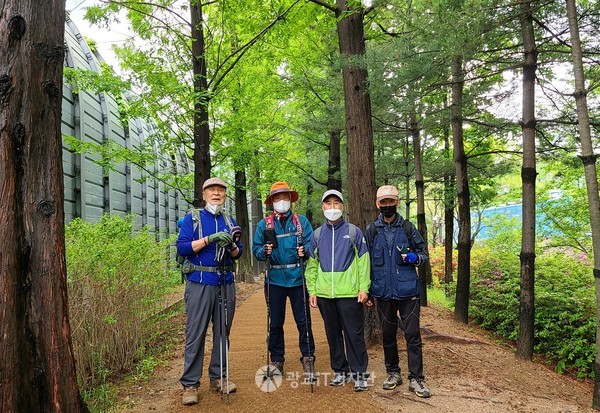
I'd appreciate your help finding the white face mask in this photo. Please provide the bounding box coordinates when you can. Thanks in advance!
[323,208,343,222]
[205,202,223,215]
[273,200,291,214]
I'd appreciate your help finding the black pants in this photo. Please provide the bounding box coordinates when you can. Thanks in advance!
[377,297,424,380]
[317,297,368,375]
[264,284,315,363]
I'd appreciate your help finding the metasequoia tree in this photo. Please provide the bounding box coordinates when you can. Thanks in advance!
[565,0,600,407]
[309,0,377,229]
[0,1,88,411]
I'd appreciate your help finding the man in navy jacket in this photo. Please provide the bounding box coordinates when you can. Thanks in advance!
[365,185,431,398]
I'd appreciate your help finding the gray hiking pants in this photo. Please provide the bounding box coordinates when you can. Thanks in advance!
[180,280,236,388]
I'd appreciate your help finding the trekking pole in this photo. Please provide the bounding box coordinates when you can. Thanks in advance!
[262,227,278,392]
[298,232,314,393]
[216,246,230,403]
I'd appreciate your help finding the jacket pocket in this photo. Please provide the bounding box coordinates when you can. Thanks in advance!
[395,275,419,299]
[372,246,384,266]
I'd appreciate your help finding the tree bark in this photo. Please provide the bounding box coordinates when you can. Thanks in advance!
[0,2,88,411]
[451,55,472,324]
[409,112,431,306]
[191,0,211,207]
[327,129,342,191]
[565,1,600,407]
[334,0,377,231]
[235,169,254,282]
[516,0,537,361]
[443,121,455,284]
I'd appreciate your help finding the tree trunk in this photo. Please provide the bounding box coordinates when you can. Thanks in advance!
[565,1,600,407]
[235,169,254,282]
[409,112,431,306]
[191,1,211,207]
[443,121,455,284]
[335,0,376,231]
[327,129,342,191]
[451,55,472,324]
[0,2,88,411]
[403,132,411,220]
[516,0,537,361]
[250,157,263,279]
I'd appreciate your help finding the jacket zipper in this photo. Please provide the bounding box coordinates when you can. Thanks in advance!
[331,224,335,297]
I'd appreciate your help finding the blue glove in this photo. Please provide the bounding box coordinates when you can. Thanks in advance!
[405,252,418,264]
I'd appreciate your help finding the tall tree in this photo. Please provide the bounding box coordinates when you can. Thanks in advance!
[516,0,538,360]
[451,53,472,324]
[190,0,211,206]
[565,0,600,407]
[409,111,432,305]
[0,1,88,411]
[309,0,377,229]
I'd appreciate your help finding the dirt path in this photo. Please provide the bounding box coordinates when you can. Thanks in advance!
[115,283,596,413]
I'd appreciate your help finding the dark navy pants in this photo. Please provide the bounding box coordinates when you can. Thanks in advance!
[264,283,315,363]
[377,297,424,380]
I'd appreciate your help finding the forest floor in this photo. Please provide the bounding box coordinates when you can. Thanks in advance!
[112,281,596,413]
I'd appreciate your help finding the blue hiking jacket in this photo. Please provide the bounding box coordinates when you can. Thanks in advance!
[252,211,313,288]
[176,209,242,285]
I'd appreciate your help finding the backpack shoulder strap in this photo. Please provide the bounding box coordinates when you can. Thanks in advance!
[265,214,275,229]
[403,219,414,249]
[313,225,322,242]
[348,223,357,246]
[187,208,203,240]
[222,212,234,230]
[365,222,377,247]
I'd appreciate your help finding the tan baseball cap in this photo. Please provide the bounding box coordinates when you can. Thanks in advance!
[376,185,399,202]
[202,177,228,190]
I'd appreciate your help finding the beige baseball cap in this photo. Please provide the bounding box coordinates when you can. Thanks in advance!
[202,177,228,190]
[376,185,399,202]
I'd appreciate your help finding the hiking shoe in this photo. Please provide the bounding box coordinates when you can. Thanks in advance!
[382,372,403,390]
[330,372,352,387]
[301,356,318,383]
[354,378,369,392]
[270,361,284,375]
[181,386,198,405]
[210,378,237,393]
[409,378,431,398]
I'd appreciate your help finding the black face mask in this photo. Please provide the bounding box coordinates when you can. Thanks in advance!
[379,205,397,219]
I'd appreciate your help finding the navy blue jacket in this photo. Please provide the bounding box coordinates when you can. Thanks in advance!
[365,214,428,300]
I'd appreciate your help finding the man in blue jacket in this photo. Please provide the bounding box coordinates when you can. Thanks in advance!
[177,177,242,405]
[252,181,315,382]
[365,185,431,398]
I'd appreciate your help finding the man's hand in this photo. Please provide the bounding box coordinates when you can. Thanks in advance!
[208,231,233,248]
[357,291,369,303]
[297,245,306,257]
[263,243,273,257]
[309,295,318,308]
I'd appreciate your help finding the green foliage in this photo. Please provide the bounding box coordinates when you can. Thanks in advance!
[466,243,595,378]
[66,214,180,409]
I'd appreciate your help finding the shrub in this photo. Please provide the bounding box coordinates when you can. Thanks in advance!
[430,230,596,378]
[468,244,595,377]
[66,214,179,396]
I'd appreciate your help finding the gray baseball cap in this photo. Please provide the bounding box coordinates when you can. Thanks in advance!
[321,189,344,203]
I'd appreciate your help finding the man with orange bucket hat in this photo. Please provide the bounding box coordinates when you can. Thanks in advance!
[252,182,316,383]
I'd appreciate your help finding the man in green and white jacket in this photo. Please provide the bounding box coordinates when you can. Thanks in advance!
[305,189,371,392]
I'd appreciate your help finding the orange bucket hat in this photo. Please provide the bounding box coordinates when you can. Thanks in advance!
[265,181,299,205]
